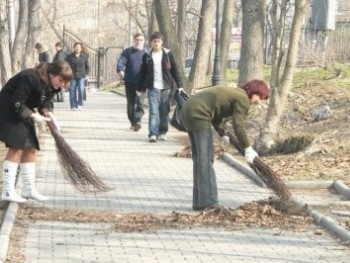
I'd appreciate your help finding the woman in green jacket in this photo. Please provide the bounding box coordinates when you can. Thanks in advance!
[181,79,269,210]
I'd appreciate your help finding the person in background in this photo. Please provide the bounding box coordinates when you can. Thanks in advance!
[0,61,73,203]
[35,42,50,64]
[116,33,146,132]
[65,42,89,110]
[53,42,68,102]
[139,31,184,142]
[181,80,270,210]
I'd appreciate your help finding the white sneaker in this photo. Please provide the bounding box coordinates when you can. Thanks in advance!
[158,134,167,141]
[77,106,83,110]
[149,135,157,143]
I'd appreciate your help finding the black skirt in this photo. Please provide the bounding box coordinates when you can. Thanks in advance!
[0,119,39,150]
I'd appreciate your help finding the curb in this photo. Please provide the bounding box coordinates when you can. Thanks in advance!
[222,152,350,242]
[333,180,350,199]
[0,202,19,263]
[309,208,350,243]
[222,153,265,187]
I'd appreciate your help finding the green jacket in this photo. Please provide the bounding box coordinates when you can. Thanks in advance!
[182,86,251,148]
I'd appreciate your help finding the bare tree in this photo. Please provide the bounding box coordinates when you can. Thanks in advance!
[257,0,311,152]
[22,0,41,69]
[148,1,158,38]
[11,0,29,73]
[220,0,235,83]
[153,0,188,88]
[187,0,216,91]
[177,0,186,65]
[0,0,12,85]
[238,0,266,86]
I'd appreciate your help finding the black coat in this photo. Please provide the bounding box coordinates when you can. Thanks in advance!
[0,69,59,150]
[66,53,89,79]
[139,48,183,91]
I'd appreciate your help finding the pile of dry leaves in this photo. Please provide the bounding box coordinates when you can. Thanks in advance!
[17,200,312,233]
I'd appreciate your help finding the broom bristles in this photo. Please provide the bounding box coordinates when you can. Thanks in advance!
[226,131,291,201]
[46,121,112,193]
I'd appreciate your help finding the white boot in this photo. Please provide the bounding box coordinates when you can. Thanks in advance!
[20,162,49,201]
[1,160,27,203]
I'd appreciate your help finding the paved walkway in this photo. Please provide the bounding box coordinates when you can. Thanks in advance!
[2,91,350,262]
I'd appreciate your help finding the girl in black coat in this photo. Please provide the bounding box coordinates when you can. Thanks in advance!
[0,61,73,203]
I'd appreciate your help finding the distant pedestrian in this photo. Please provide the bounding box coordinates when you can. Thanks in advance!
[0,61,73,203]
[139,31,184,142]
[65,42,89,111]
[53,42,68,102]
[116,33,146,131]
[35,42,50,65]
[181,80,270,210]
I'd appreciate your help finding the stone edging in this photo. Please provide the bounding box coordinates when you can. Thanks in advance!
[222,152,350,243]
[0,202,18,263]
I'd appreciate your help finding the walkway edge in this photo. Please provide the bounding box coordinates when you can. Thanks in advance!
[222,153,265,187]
[0,202,18,263]
[309,208,350,243]
[222,152,350,242]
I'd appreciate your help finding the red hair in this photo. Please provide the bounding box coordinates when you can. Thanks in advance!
[240,79,270,100]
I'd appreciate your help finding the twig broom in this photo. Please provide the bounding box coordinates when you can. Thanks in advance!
[226,131,291,201]
[44,111,112,193]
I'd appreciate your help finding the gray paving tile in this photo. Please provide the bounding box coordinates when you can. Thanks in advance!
[18,91,350,262]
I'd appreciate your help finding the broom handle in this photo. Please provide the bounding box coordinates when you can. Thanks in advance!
[42,109,60,133]
[225,130,244,155]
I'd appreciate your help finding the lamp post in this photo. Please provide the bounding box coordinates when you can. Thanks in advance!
[212,0,222,86]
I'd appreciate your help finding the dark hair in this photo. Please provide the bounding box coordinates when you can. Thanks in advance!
[150,31,163,41]
[34,61,73,86]
[133,33,144,39]
[55,42,63,48]
[35,42,43,49]
[240,79,270,100]
[73,42,82,48]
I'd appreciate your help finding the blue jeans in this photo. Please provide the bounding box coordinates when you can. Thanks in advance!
[69,78,85,109]
[188,129,218,209]
[147,88,171,137]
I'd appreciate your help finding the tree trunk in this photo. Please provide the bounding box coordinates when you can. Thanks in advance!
[153,0,188,88]
[12,0,28,73]
[269,0,287,89]
[177,0,186,66]
[238,0,266,86]
[0,0,12,85]
[187,0,216,91]
[22,0,41,69]
[220,0,235,83]
[148,1,158,39]
[258,0,310,153]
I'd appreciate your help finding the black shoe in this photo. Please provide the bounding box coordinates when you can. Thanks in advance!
[193,203,219,211]
[134,122,141,132]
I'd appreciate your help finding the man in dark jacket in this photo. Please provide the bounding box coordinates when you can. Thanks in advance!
[139,31,184,142]
[116,33,146,132]
[53,42,68,102]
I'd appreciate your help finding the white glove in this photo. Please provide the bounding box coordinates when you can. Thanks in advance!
[178,87,185,93]
[220,135,230,145]
[244,146,258,164]
[31,112,51,131]
[118,71,125,80]
[136,91,142,97]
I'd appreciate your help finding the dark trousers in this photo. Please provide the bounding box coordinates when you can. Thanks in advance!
[188,128,218,209]
[125,83,145,126]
